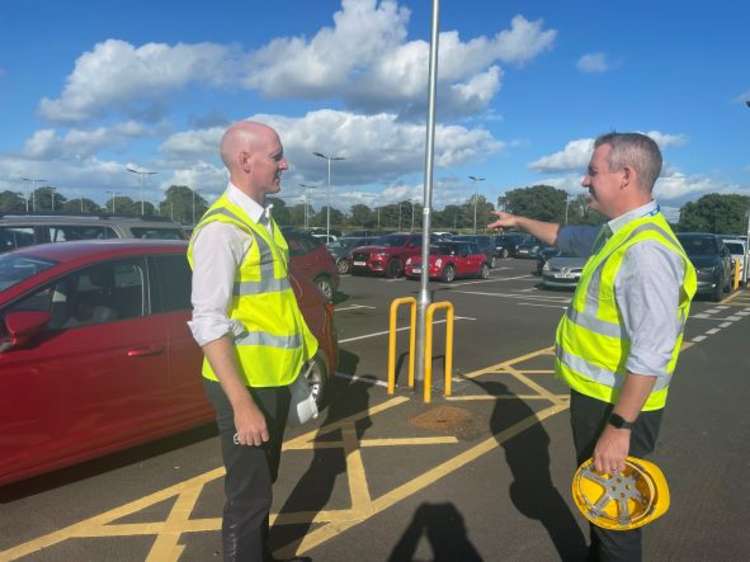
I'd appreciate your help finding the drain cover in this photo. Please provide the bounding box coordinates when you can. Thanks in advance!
[408,406,479,440]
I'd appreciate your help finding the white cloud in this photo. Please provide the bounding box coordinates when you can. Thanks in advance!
[529,131,688,173]
[40,3,555,123]
[159,109,504,186]
[577,53,609,73]
[23,121,164,159]
[734,89,750,104]
[39,39,234,122]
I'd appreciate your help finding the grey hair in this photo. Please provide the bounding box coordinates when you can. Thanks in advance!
[594,132,662,192]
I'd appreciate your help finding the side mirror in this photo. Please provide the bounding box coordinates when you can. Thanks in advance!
[2,311,51,351]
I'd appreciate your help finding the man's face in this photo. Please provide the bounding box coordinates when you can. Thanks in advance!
[581,144,623,218]
[247,132,288,195]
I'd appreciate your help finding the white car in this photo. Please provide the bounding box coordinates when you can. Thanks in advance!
[722,238,747,282]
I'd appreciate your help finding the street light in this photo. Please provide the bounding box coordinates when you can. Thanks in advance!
[21,177,47,213]
[126,167,158,216]
[299,183,319,230]
[468,176,485,233]
[410,199,419,232]
[106,190,118,215]
[313,151,346,241]
[49,187,57,211]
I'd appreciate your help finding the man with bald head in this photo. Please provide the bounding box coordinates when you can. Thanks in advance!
[188,121,317,562]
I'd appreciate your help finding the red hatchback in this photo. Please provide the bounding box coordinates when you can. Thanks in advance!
[0,240,337,486]
[404,242,490,282]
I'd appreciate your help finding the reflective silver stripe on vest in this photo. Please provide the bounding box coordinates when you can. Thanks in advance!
[565,307,623,338]
[235,331,301,349]
[199,207,289,295]
[557,346,670,391]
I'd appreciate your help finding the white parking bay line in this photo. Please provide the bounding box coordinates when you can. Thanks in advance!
[726,315,742,321]
[339,316,476,344]
[456,290,571,304]
[706,328,721,335]
[445,274,534,288]
[691,335,707,342]
[335,372,388,388]
[719,322,732,328]
[335,304,376,312]
[519,302,568,310]
[716,305,730,310]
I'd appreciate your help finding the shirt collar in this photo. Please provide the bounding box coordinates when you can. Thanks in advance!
[226,182,273,225]
[607,200,659,234]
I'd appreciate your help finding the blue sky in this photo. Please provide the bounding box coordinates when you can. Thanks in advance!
[1,0,748,219]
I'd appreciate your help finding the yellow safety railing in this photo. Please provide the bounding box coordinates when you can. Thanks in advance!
[732,258,741,291]
[387,296,417,395]
[423,301,454,403]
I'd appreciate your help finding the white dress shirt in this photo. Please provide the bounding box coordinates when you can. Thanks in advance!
[188,183,273,347]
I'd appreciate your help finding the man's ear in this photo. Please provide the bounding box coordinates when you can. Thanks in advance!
[239,151,253,174]
[621,165,633,189]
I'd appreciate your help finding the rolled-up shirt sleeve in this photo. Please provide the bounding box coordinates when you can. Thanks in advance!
[187,222,251,347]
[556,225,601,258]
[614,241,686,380]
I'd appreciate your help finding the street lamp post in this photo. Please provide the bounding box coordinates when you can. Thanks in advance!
[49,187,57,211]
[299,183,319,230]
[126,167,158,216]
[410,200,418,232]
[106,190,118,215]
[468,176,485,234]
[22,177,47,213]
[313,152,346,242]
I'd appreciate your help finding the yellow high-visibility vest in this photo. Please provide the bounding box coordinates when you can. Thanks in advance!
[187,194,319,388]
[555,213,696,411]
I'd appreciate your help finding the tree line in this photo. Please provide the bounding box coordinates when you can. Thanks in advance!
[1,184,747,234]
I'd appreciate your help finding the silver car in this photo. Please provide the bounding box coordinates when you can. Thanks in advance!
[541,255,587,288]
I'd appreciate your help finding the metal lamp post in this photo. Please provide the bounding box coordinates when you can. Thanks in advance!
[126,167,158,216]
[299,183,319,230]
[106,190,118,215]
[313,152,346,241]
[22,177,47,213]
[468,176,485,234]
[49,187,57,211]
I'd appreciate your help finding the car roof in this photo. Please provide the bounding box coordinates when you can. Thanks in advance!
[0,214,184,228]
[7,239,188,262]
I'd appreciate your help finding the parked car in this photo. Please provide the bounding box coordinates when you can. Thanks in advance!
[311,233,338,245]
[345,230,383,238]
[677,233,732,301]
[515,236,546,259]
[535,247,562,276]
[541,254,587,289]
[0,240,337,486]
[281,227,339,302]
[404,242,490,282]
[350,233,429,278]
[327,236,371,274]
[0,214,187,254]
[450,235,497,268]
[721,238,747,283]
[494,232,529,259]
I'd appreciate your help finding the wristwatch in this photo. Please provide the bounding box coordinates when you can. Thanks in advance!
[608,412,635,430]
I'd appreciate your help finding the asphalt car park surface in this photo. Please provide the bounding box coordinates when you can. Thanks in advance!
[1,258,749,561]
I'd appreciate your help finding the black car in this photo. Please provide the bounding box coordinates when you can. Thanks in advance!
[535,246,562,275]
[515,236,546,259]
[450,235,497,268]
[494,232,529,258]
[676,233,732,302]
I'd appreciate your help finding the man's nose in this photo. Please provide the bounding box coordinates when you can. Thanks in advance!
[279,158,289,171]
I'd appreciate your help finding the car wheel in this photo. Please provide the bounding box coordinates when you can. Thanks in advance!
[489,256,497,269]
[314,275,335,302]
[723,271,732,293]
[480,263,490,279]
[442,264,456,283]
[336,258,351,275]
[304,353,328,410]
[500,248,509,259]
[386,259,403,278]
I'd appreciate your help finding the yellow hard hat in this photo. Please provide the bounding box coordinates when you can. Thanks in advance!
[571,456,670,531]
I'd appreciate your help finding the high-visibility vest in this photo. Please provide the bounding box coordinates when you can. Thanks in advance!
[187,194,319,388]
[555,213,696,411]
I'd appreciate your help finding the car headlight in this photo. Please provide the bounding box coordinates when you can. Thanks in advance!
[405,257,412,265]
[543,261,550,271]
[435,258,443,267]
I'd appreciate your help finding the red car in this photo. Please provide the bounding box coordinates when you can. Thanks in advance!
[282,227,339,302]
[404,242,491,282]
[0,240,337,486]
[350,233,428,278]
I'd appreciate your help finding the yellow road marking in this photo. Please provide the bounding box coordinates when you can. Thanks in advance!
[286,436,459,450]
[144,485,202,562]
[447,394,568,401]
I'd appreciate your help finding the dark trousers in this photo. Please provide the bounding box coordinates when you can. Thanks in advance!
[569,390,663,562]
[203,379,291,562]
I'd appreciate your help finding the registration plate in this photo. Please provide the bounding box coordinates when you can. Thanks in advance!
[411,267,422,274]
[353,261,367,267]
[554,272,575,279]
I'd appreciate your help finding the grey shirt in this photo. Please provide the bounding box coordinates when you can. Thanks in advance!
[556,201,685,381]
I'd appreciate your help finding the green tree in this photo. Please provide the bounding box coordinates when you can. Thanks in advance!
[31,186,67,212]
[0,191,26,213]
[502,185,567,222]
[267,196,290,225]
[62,198,103,215]
[161,185,208,224]
[567,194,606,226]
[678,193,750,234]
[350,204,375,227]
[105,195,138,216]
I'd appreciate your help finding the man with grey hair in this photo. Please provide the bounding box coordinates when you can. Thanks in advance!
[489,132,696,561]
[188,121,315,562]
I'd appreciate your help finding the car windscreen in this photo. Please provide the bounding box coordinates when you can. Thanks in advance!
[724,242,744,254]
[130,227,186,240]
[374,235,408,247]
[0,254,57,291]
[678,236,718,256]
[430,244,456,255]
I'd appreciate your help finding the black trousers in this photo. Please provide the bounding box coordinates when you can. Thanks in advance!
[203,379,291,562]
[569,390,663,562]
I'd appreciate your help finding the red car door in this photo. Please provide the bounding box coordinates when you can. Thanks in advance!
[0,257,170,482]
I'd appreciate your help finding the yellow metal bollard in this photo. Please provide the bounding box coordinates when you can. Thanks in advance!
[387,297,417,395]
[423,301,454,403]
[732,258,741,291]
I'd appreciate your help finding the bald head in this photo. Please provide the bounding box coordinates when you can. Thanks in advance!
[220,120,288,200]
